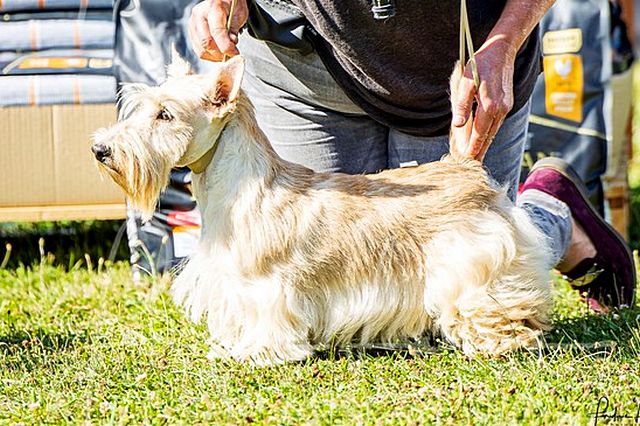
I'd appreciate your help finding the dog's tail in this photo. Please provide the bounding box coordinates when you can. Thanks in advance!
[448,62,474,162]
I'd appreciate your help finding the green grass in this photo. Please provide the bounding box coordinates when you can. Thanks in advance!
[1,255,640,424]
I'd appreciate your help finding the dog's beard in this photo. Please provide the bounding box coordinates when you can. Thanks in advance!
[95,130,176,221]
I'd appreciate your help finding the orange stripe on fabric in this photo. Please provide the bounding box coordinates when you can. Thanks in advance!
[30,21,38,50]
[73,77,81,104]
[38,0,45,9]
[73,21,81,48]
[28,76,36,106]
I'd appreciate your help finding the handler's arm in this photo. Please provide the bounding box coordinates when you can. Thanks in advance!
[452,0,556,160]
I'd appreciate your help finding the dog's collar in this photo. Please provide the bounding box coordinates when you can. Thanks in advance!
[187,144,218,174]
[185,121,228,174]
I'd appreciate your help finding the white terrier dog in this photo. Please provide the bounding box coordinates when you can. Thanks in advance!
[92,54,552,365]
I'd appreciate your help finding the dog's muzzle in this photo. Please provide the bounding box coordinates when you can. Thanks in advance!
[91,143,112,163]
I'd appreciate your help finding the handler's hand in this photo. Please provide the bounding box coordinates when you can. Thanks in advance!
[452,39,516,161]
[189,0,249,62]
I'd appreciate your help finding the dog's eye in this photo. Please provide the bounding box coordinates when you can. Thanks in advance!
[156,108,173,121]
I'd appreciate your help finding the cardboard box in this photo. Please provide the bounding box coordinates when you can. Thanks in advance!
[0,104,126,222]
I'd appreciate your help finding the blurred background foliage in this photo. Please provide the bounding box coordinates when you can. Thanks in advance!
[628,63,640,251]
[0,220,129,269]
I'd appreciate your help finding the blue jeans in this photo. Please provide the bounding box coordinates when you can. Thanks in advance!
[228,35,572,266]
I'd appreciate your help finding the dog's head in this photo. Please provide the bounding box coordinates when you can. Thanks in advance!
[91,52,245,219]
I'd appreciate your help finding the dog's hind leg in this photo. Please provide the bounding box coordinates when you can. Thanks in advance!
[423,207,552,356]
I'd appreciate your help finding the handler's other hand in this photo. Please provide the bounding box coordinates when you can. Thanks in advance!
[189,0,249,61]
[452,38,516,162]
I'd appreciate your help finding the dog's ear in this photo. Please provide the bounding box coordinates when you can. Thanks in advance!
[207,55,245,118]
[167,45,193,78]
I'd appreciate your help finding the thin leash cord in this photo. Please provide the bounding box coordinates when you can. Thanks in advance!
[222,0,238,62]
[459,0,480,88]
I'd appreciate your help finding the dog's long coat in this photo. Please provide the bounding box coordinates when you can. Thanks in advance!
[93,56,552,365]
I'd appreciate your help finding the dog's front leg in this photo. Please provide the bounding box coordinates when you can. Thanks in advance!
[212,280,315,366]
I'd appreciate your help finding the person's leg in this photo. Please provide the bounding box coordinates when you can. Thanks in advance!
[247,92,388,174]
[233,34,388,174]
[387,131,450,168]
[520,159,635,309]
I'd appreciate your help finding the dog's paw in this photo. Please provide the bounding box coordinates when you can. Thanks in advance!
[447,320,544,357]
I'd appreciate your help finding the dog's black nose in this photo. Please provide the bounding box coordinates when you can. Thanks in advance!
[91,143,111,163]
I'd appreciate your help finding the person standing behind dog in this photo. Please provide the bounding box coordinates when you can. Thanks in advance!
[188,0,636,310]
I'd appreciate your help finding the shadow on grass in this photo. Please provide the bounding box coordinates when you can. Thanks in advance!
[546,306,640,356]
[313,334,446,361]
[0,328,90,354]
[310,307,640,361]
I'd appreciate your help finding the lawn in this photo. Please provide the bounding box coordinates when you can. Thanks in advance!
[2,68,640,426]
[1,255,640,424]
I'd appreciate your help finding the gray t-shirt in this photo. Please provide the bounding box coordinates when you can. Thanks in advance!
[253,0,541,136]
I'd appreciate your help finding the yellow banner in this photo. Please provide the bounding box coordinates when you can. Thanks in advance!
[543,54,583,123]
